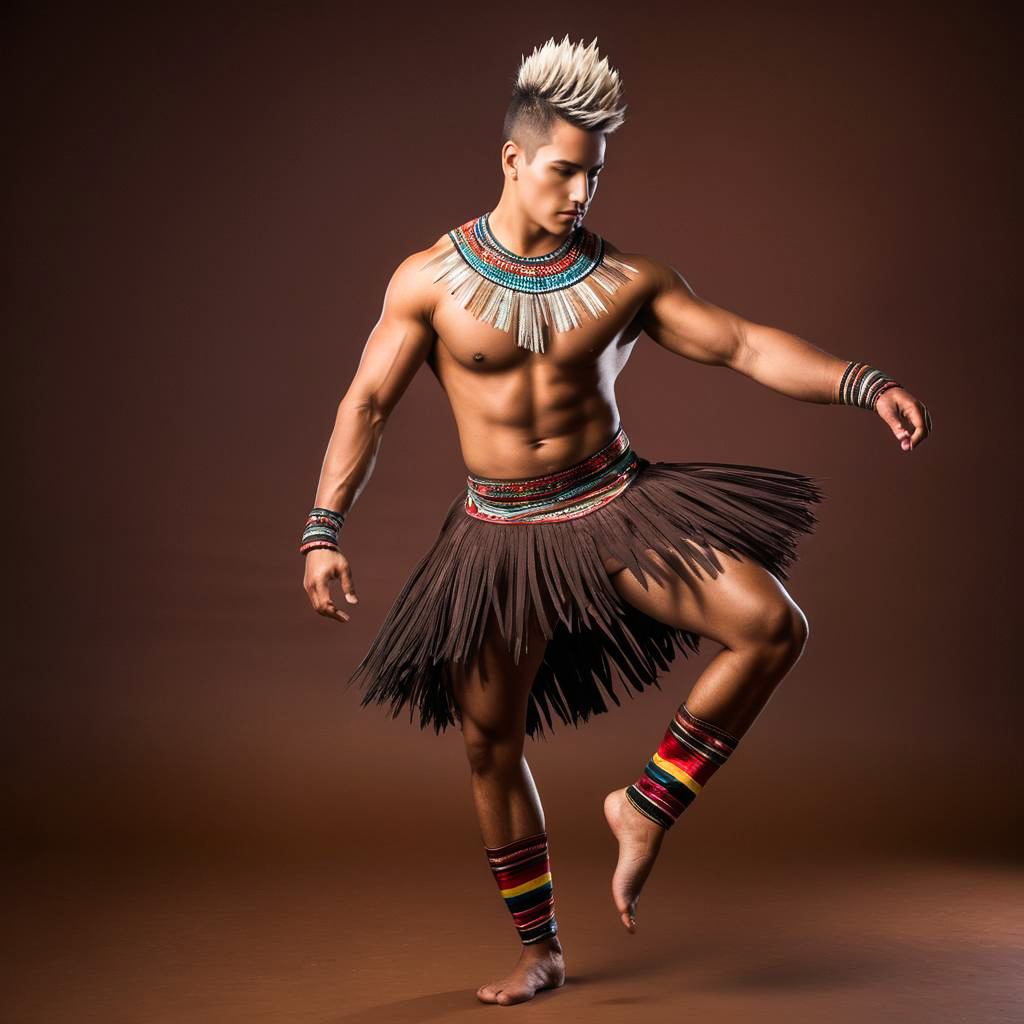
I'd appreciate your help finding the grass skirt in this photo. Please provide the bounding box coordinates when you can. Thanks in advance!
[345,448,825,739]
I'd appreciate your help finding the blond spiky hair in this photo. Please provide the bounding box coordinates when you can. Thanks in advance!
[516,35,626,131]
[503,35,627,159]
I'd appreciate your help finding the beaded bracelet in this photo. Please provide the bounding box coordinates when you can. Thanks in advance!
[299,506,345,556]
[835,361,902,410]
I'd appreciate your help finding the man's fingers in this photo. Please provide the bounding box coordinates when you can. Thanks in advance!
[307,576,331,609]
[876,393,932,451]
[907,401,934,449]
[339,561,359,604]
[905,404,927,448]
[922,404,933,434]
[305,576,350,621]
[876,402,907,440]
[310,583,349,621]
[318,600,350,623]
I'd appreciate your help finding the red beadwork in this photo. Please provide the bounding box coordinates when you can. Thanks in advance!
[454,216,596,280]
[470,429,630,498]
[464,429,638,524]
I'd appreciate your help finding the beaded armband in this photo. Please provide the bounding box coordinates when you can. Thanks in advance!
[834,361,902,410]
[299,507,345,556]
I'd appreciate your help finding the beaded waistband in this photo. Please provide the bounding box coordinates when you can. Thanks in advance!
[465,427,640,524]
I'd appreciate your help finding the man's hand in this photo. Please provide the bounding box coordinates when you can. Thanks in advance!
[303,549,359,623]
[874,387,933,452]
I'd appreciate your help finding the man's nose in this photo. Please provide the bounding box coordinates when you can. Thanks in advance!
[570,173,591,205]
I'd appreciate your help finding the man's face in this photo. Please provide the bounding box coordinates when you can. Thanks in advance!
[515,117,606,235]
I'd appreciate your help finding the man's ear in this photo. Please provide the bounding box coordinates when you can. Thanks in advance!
[501,140,520,180]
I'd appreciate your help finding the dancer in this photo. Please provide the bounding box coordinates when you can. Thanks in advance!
[300,35,931,1006]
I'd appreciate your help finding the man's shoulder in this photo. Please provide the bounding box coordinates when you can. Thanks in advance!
[383,233,454,316]
[601,238,669,292]
[391,233,452,279]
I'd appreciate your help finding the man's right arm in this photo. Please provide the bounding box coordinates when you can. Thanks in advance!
[303,251,437,622]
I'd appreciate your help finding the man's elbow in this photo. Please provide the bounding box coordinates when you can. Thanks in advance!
[339,390,391,430]
[727,322,757,376]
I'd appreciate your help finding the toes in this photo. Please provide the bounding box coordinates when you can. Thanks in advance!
[476,985,501,1003]
[611,883,636,918]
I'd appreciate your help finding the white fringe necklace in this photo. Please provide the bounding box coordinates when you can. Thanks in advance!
[422,212,638,354]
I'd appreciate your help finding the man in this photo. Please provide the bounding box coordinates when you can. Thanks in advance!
[300,35,931,1007]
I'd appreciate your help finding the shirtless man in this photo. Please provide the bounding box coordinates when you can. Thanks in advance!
[300,35,931,1007]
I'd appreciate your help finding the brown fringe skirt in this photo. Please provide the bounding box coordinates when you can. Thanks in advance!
[345,446,826,740]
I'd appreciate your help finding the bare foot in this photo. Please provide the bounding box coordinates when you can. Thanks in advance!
[476,937,565,1005]
[603,787,667,933]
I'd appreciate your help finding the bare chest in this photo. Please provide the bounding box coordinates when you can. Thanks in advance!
[430,273,650,372]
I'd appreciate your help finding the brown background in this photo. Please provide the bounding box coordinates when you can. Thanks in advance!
[3,3,1021,1022]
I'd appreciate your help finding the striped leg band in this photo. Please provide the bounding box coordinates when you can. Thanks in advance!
[624,703,740,830]
[484,830,559,945]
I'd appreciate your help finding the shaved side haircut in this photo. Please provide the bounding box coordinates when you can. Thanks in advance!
[503,35,628,161]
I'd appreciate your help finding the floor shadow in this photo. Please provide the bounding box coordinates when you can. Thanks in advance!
[331,943,924,1020]
[329,984,565,1023]
[696,948,899,993]
[572,944,897,994]
[570,949,687,986]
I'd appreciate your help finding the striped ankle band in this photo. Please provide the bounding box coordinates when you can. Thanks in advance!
[484,830,559,945]
[625,704,740,830]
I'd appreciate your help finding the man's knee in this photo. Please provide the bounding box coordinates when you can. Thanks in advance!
[461,720,524,776]
[753,597,809,662]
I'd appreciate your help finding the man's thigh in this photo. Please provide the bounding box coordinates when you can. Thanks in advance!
[447,607,549,736]
[603,543,800,649]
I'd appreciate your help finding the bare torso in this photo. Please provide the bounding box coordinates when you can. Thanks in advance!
[418,233,659,479]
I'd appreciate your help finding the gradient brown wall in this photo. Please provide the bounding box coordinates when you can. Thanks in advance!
[4,3,1019,868]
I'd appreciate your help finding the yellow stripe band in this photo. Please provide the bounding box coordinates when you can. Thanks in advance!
[500,872,553,899]
[652,752,702,795]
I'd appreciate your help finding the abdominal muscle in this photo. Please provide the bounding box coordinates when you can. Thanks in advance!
[457,407,623,481]
[431,328,640,480]
[426,282,647,480]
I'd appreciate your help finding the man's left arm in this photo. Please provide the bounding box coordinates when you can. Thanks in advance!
[637,257,933,452]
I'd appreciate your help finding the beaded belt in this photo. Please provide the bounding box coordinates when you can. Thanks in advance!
[465,427,640,524]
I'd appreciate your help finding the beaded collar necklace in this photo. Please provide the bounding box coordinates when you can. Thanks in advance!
[422,211,638,353]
